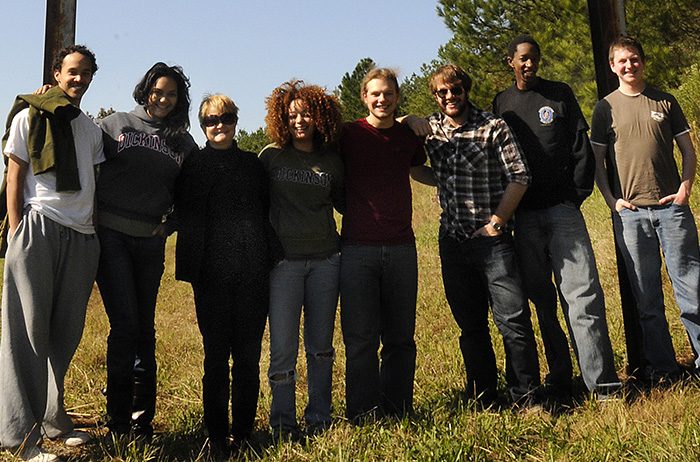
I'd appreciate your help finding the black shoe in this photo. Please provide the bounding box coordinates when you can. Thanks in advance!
[272,426,301,443]
[307,421,331,438]
[132,422,153,440]
[205,438,230,460]
[106,419,131,437]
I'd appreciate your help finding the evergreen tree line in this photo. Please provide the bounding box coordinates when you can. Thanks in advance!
[237,0,700,153]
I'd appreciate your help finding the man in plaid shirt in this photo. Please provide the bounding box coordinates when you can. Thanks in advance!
[422,64,541,407]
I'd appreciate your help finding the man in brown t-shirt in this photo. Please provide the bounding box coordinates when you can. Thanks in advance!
[590,36,700,382]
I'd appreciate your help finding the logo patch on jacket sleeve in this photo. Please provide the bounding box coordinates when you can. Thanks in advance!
[538,106,555,124]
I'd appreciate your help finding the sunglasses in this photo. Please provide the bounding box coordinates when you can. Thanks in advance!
[203,113,237,127]
[434,86,464,98]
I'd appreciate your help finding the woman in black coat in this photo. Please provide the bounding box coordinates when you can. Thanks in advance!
[174,94,281,456]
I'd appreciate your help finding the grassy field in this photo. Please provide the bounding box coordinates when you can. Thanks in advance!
[3,166,700,461]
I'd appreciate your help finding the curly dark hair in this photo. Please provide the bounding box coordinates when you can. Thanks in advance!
[133,62,191,151]
[52,44,98,75]
[265,80,343,150]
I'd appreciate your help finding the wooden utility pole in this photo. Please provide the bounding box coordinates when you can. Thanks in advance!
[587,0,647,380]
[43,0,77,85]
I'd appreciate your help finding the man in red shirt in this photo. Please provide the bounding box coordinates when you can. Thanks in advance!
[340,68,434,421]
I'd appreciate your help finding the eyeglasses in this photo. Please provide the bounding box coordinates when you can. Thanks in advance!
[203,113,237,127]
[434,86,464,98]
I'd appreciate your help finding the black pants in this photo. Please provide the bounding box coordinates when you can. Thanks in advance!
[192,272,269,441]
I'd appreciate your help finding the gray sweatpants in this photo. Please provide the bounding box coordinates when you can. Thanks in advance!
[0,209,99,449]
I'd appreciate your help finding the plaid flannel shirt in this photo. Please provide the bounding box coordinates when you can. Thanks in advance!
[425,105,529,240]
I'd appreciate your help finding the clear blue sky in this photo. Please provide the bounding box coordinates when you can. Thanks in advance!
[1,0,453,146]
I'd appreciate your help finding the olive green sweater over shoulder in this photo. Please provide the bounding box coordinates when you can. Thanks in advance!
[2,86,82,192]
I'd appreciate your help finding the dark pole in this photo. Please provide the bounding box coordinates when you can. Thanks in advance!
[587,0,647,380]
[43,0,77,85]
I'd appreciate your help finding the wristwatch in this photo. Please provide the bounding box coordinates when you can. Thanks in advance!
[489,221,502,232]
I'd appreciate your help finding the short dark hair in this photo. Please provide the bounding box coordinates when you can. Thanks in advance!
[508,35,540,58]
[52,44,98,75]
[133,62,192,149]
[608,36,645,63]
[429,64,472,96]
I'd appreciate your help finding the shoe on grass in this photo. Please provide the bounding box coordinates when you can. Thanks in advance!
[59,429,91,446]
[19,446,59,462]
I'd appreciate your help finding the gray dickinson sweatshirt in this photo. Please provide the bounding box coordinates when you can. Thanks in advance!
[97,106,197,236]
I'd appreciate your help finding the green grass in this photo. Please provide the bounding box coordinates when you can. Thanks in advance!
[3,157,700,461]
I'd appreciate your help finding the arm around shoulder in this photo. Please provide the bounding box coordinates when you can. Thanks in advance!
[399,115,432,137]
[410,164,437,186]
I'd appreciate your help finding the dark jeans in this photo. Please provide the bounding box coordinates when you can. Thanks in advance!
[340,243,418,420]
[439,234,540,402]
[96,226,165,430]
[193,271,269,441]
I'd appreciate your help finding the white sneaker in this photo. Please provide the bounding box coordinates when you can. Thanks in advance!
[19,446,59,462]
[58,429,91,446]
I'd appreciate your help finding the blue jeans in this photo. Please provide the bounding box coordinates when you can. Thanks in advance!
[514,204,620,393]
[614,203,700,376]
[439,234,540,402]
[340,243,418,419]
[267,254,339,433]
[95,225,165,431]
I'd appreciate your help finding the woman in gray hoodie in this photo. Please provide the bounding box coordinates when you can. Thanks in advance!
[95,63,197,438]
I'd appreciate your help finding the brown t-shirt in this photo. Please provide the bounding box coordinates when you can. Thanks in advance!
[590,87,690,206]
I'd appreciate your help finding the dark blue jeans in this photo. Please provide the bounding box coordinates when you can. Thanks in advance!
[439,234,540,402]
[340,243,418,420]
[96,226,166,431]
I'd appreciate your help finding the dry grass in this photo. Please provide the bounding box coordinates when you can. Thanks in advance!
[2,161,700,461]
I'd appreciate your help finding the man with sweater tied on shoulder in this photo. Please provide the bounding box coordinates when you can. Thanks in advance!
[0,45,104,462]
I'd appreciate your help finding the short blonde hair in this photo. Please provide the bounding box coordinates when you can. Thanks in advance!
[361,68,400,94]
[198,93,239,128]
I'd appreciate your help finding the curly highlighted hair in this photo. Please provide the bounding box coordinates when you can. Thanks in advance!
[265,80,343,149]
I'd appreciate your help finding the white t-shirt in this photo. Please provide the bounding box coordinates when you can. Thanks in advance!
[3,108,105,233]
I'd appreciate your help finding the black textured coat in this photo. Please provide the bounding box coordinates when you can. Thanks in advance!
[174,141,282,284]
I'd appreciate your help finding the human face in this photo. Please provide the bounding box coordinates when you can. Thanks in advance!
[146,77,178,121]
[288,99,315,147]
[610,47,645,91]
[53,52,93,106]
[508,42,540,90]
[434,80,468,124]
[362,78,398,127]
[204,108,237,150]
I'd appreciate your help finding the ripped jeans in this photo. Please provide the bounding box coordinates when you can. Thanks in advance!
[267,255,340,432]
